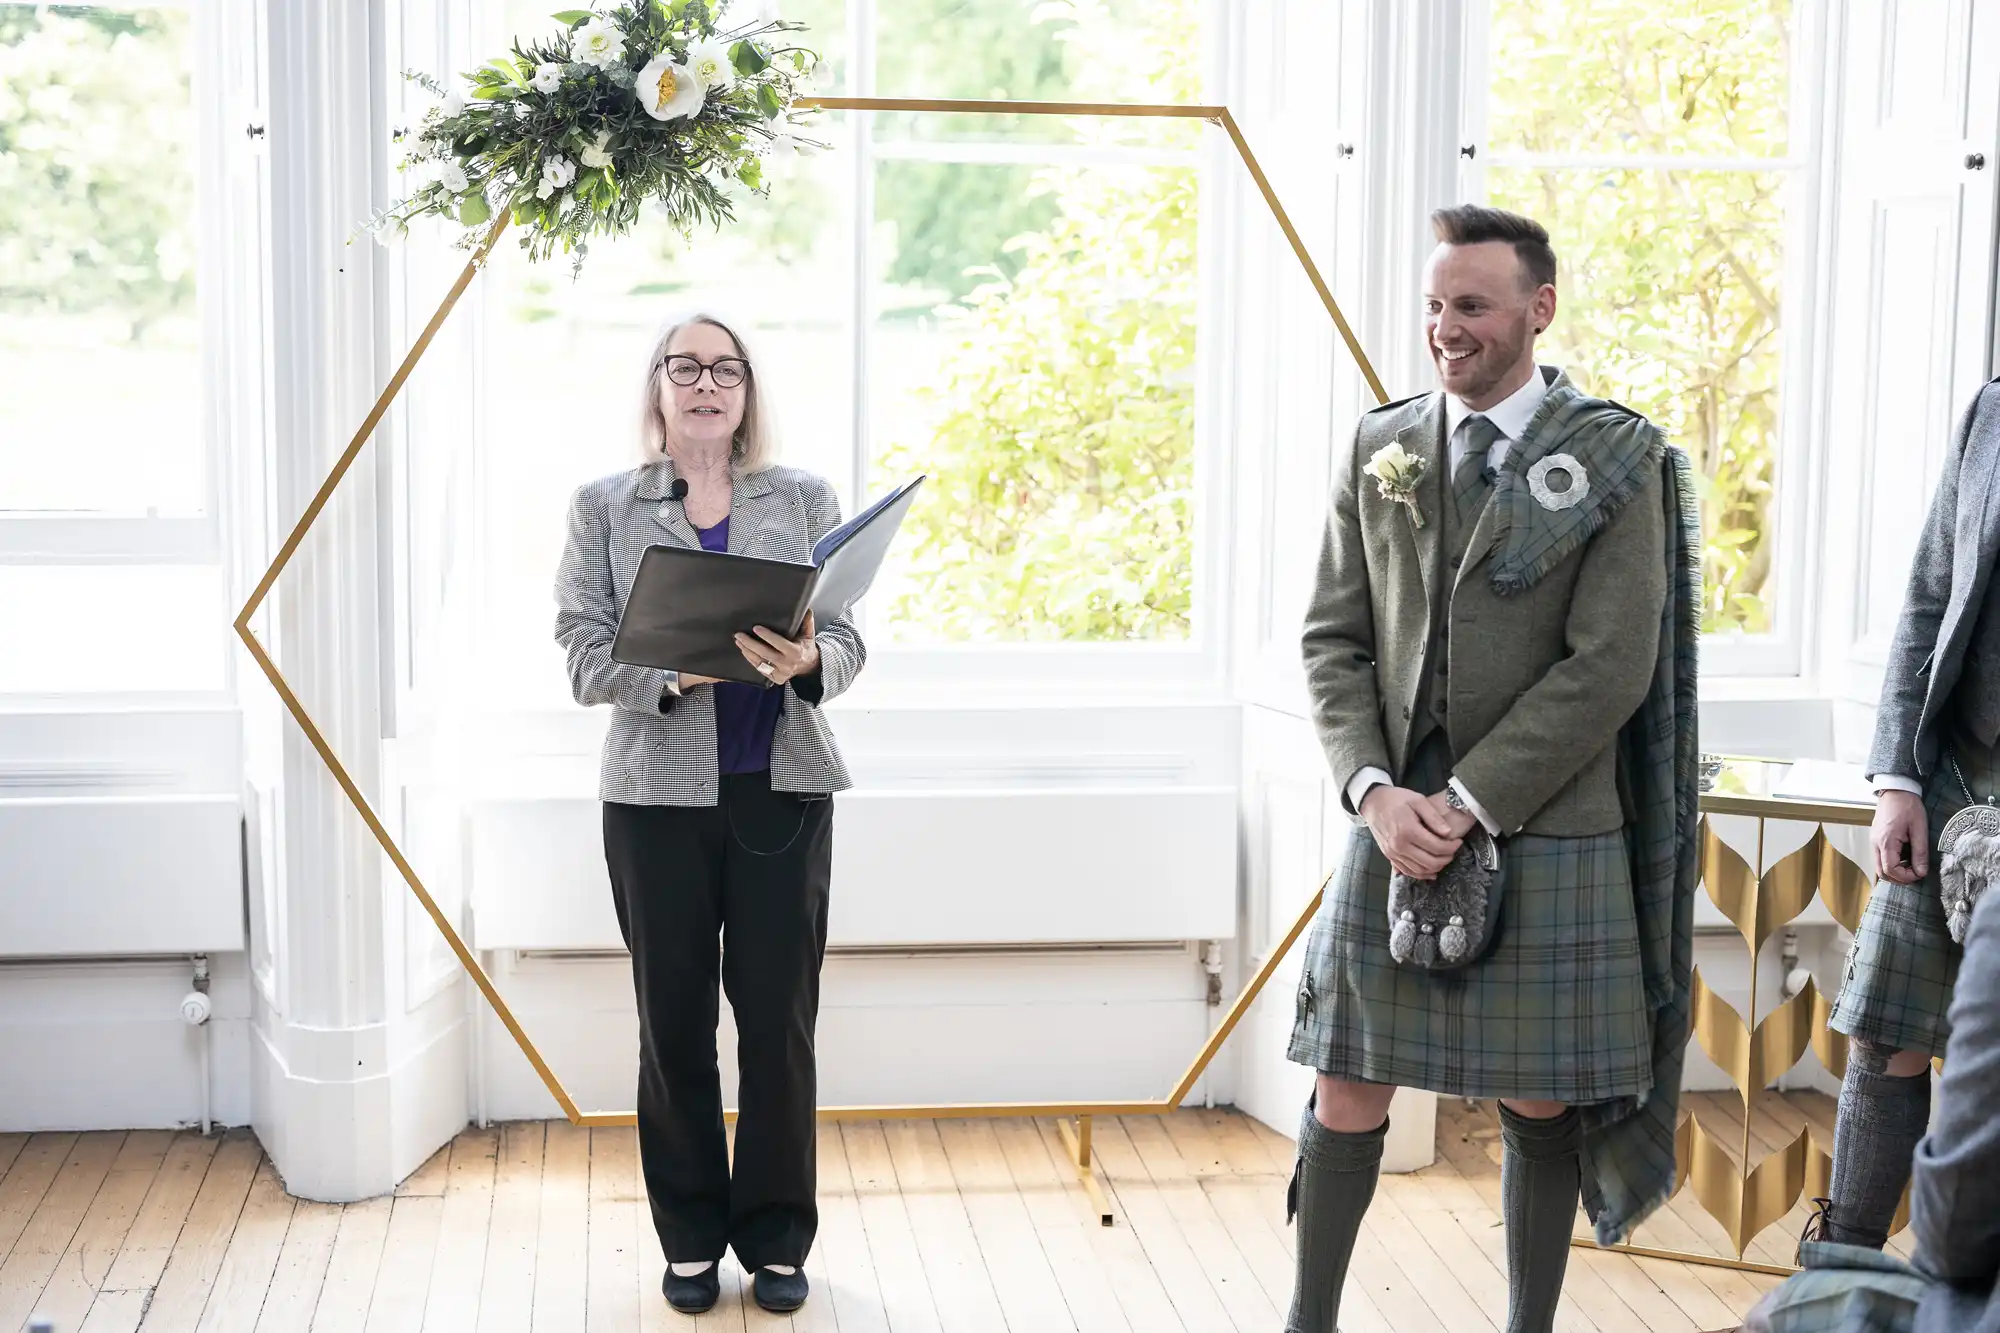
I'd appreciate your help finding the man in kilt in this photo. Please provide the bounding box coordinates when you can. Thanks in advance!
[1821,375,2000,1252]
[1285,205,1702,1333]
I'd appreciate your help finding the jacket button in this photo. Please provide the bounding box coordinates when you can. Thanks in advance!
[1450,554,1462,568]
[1402,704,1412,720]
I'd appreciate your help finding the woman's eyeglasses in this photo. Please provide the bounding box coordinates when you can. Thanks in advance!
[662,355,750,389]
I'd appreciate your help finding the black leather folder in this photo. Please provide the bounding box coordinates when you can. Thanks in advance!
[610,476,924,686]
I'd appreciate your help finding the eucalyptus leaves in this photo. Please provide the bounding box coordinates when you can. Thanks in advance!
[368,1,820,267]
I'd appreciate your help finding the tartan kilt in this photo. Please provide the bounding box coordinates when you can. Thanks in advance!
[1286,806,1655,1103]
[1828,733,2000,1058]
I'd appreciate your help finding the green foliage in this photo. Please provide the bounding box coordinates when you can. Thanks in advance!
[0,7,195,336]
[874,0,1201,641]
[375,0,820,266]
[878,167,1198,641]
[1486,0,1793,634]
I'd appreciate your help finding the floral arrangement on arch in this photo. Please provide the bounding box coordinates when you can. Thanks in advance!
[369,0,821,265]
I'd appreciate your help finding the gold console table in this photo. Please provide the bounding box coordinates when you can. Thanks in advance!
[1577,756,1898,1276]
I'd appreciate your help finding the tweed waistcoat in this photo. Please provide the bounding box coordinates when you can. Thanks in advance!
[1407,435,1498,764]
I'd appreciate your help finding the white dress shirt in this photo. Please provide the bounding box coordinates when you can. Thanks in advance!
[1345,373,1551,836]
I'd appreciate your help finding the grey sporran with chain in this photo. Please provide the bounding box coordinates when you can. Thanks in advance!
[1386,825,1505,970]
[1937,751,2000,944]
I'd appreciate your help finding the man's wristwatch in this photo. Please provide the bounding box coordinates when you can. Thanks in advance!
[1444,784,1471,815]
[660,671,682,711]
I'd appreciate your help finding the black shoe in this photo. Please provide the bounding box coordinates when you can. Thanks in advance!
[662,1264,721,1314]
[752,1266,809,1313]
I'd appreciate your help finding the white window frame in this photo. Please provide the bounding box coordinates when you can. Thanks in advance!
[0,0,253,703]
[1458,0,1833,681]
[391,0,1236,721]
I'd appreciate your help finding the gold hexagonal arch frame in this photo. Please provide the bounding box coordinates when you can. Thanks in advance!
[235,96,1385,1226]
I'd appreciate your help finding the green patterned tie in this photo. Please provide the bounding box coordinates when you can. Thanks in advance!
[1453,414,1501,523]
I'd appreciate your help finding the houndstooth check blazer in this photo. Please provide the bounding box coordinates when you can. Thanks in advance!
[555,459,864,806]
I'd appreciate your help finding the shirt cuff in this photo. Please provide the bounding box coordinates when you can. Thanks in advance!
[1869,773,1923,797]
[1449,777,1503,836]
[1345,766,1392,814]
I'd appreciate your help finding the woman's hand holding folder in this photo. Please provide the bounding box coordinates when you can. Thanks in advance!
[734,612,819,687]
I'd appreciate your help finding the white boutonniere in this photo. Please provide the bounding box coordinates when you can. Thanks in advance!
[1363,441,1431,528]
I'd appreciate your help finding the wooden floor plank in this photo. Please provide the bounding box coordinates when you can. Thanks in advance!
[80,1287,153,1333]
[0,1133,83,1267]
[1117,1116,1281,1333]
[839,1122,943,1333]
[530,1123,590,1333]
[982,1119,1131,1333]
[141,1129,264,1332]
[1022,1118,1188,1333]
[933,1118,1076,1332]
[24,1131,174,1333]
[360,1194,446,1332]
[805,1121,886,1333]
[586,1127,642,1333]
[476,1122,544,1333]
[879,1119,1007,1333]
[0,1134,30,1184]
[254,1200,342,1333]
[0,1131,125,1330]
[194,1159,298,1333]
[395,1148,452,1201]
[1086,1117,1240,1333]
[103,1134,221,1294]
[309,1194,393,1333]
[420,1125,499,1333]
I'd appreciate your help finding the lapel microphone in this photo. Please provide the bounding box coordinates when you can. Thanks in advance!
[669,478,689,501]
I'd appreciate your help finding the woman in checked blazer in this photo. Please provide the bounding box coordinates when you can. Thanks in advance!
[554,311,864,1317]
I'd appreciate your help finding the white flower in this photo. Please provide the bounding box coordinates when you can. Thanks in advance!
[532,61,563,93]
[1363,440,1430,526]
[579,129,614,170]
[437,160,470,194]
[763,124,798,157]
[373,218,411,247]
[438,88,464,119]
[636,53,706,120]
[687,39,735,92]
[574,16,626,70]
[536,154,577,200]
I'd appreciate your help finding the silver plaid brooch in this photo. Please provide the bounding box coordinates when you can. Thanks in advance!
[1526,452,1589,512]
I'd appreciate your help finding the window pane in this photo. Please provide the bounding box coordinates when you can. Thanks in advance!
[0,6,203,516]
[869,160,1198,644]
[1486,166,1786,633]
[1487,0,1793,158]
[0,565,226,692]
[872,0,1202,148]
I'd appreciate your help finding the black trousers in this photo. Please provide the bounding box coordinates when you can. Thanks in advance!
[603,773,833,1270]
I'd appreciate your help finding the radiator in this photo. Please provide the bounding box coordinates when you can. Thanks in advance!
[0,795,244,956]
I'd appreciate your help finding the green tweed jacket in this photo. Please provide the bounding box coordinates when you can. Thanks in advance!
[1302,368,1668,836]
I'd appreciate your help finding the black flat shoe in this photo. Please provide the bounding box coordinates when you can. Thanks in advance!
[662,1264,721,1314]
[752,1266,809,1312]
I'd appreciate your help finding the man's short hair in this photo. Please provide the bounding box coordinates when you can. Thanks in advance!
[1429,204,1557,292]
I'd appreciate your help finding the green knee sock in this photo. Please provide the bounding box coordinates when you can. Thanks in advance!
[1285,1103,1387,1333]
[1498,1104,1581,1333]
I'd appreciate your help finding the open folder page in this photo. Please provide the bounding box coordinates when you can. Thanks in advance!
[609,475,925,686]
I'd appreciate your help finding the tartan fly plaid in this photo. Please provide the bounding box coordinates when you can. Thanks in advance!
[1830,722,2000,1057]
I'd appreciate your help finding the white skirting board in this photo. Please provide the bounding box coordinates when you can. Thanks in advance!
[466,786,1240,951]
[471,948,1223,1123]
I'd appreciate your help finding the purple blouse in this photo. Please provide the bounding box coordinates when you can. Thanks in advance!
[695,518,786,775]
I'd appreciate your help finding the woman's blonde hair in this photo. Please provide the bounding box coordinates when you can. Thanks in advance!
[638,311,776,473]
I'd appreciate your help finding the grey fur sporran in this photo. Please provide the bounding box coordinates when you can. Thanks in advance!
[1386,825,1505,970]
[1937,751,2000,945]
